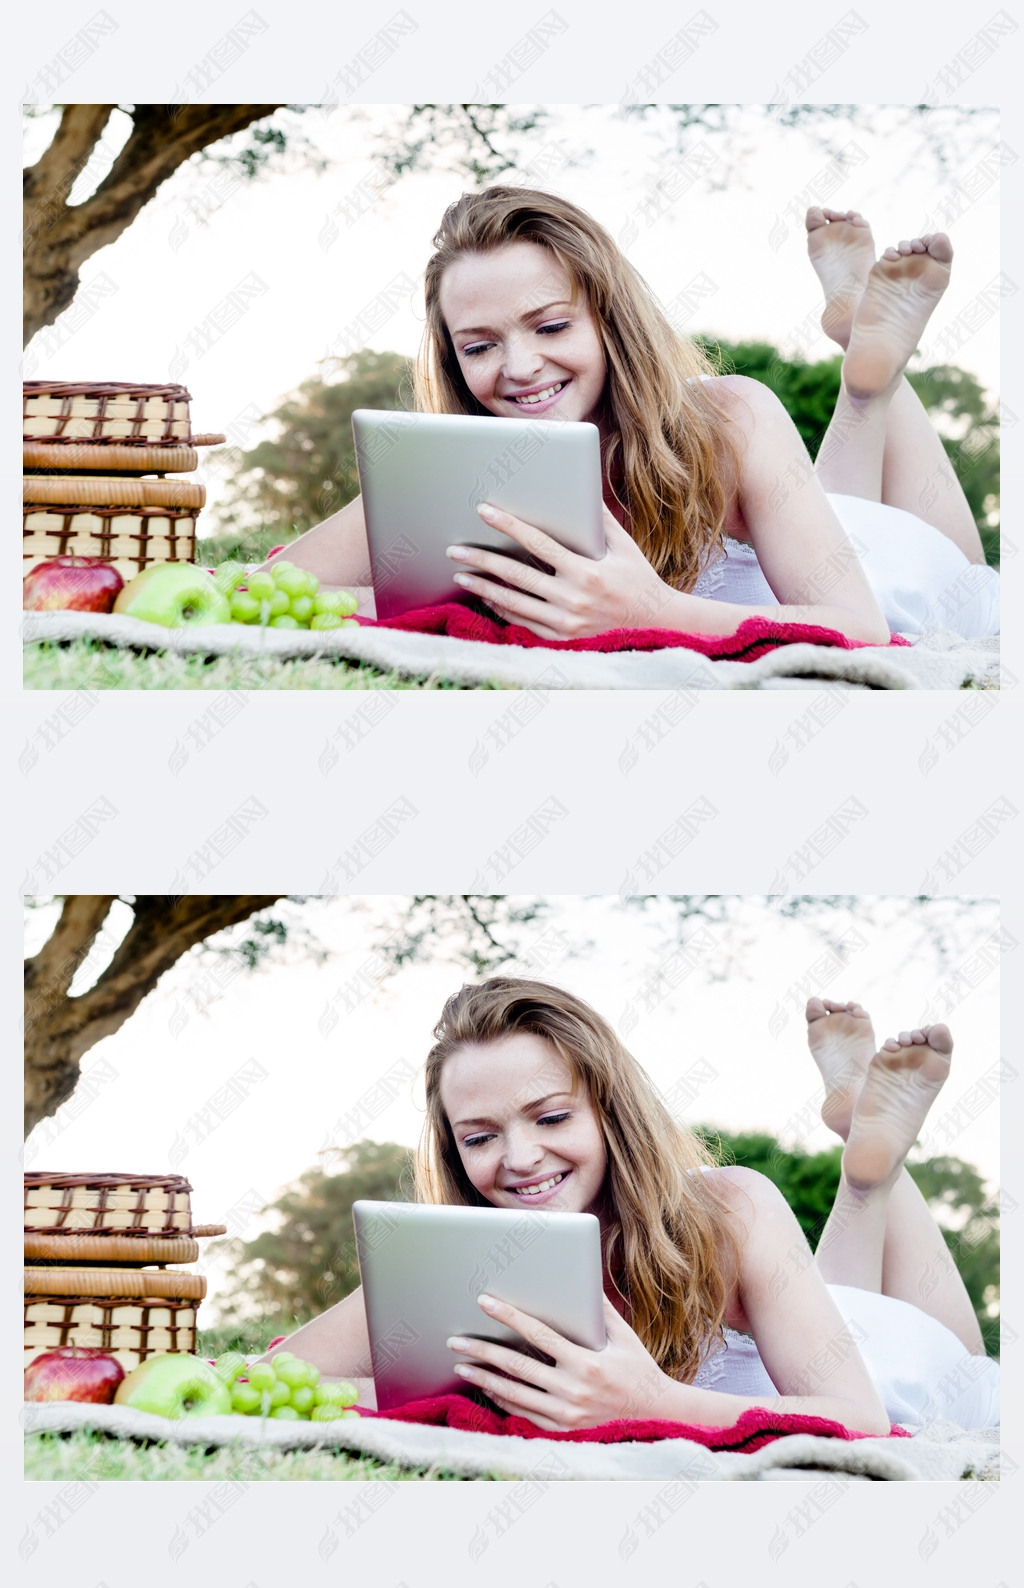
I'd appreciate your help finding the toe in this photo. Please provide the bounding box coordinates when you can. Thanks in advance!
[806,996,828,1021]
[806,206,827,231]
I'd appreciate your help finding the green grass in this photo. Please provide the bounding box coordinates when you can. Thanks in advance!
[23,639,511,691]
[25,1429,493,1481]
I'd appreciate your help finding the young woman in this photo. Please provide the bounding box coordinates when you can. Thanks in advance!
[277,189,998,642]
[276,979,999,1434]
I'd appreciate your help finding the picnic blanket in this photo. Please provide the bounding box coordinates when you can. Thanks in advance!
[22,1401,999,1480]
[21,609,1000,690]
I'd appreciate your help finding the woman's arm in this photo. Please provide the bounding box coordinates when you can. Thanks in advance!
[260,495,375,613]
[255,1284,377,1406]
[446,376,891,644]
[665,1166,890,1434]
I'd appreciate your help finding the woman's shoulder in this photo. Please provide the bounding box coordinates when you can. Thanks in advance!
[698,1164,790,1222]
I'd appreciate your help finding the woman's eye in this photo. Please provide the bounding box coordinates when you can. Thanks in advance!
[538,321,570,335]
[538,1113,570,1127]
[463,1133,494,1148]
[461,342,492,358]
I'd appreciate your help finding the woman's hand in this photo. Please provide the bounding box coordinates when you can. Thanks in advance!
[446,503,678,639]
[447,1293,673,1431]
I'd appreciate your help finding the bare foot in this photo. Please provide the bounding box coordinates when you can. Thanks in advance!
[805,207,876,350]
[842,1024,953,1193]
[841,234,953,402]
[805,997,875,1139]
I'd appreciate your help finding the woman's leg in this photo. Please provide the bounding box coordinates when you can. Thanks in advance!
[805,999,984,1355]
[805,209,985,562]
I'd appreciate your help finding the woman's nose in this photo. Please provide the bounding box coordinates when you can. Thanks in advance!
[502,1127,544,1171]
[501,334,544,383]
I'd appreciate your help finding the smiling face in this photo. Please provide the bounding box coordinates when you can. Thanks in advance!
[438,1031,609,1217]
[438,241,609,427]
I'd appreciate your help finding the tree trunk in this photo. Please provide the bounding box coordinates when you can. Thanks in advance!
[24,104,284,346]
[24,894,283,1137]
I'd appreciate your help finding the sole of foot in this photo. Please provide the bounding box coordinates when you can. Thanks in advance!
[805,997,876,1140]
[841,233,953,402]
[805,207,876,350]
[842,1024,953,1193]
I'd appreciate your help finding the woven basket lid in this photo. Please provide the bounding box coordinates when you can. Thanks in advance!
[24,1233,201,1265]
[24,441,201,474]
[23,476,206,509]
[24,1267,207,1300]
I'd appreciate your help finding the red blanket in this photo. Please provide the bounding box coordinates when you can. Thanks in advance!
[366,602,910,661]
[364,1393,909,1451]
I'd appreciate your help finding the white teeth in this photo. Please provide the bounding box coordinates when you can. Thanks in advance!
[512,1171,566,1196]
[511,382,565,405]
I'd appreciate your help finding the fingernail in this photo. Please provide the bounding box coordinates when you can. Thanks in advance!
[447,1337,469,1350]
[445,545,467,560]
[477,1293,497,1310]
[476,502,498,521]
[453,573,471,587]
[454,1363,471,1376]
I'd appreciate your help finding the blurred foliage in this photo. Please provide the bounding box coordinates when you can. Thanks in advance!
[211,1141,414,1331]
[201,350,412,563]
[696,1127,1000,1357]
[698,338,1000,566]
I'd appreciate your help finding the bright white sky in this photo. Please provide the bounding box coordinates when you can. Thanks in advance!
[24,897,999,1321]
[22,106,1000,536]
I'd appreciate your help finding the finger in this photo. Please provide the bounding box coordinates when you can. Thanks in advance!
[446,543,557,601]
[454,1360,562,1421]
[600,505,634,550]
[476,1293,574,1363]
[485,1388,566,1432]
[452,572,576,636]
[448,1335,560,1393]
[476,503,577,572]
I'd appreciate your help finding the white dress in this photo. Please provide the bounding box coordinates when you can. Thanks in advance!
[692,1284,1000,1431]
[692,493,1000,639]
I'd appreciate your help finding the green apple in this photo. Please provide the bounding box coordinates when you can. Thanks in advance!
[113,1354,231,1419]
[113,565,230,628]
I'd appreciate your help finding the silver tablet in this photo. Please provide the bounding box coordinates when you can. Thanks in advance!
[352,1199,606,1412]
[352,409,606,621]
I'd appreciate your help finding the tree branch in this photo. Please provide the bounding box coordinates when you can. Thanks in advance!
[23,104,116,202]
[24,895,117,1000]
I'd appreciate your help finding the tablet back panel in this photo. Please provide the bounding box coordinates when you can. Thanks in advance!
[353,1200,606,1411]
[353,410,605,621]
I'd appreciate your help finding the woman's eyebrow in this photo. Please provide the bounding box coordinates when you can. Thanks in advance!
[451,301,573,338]
[454,1091,573,1127]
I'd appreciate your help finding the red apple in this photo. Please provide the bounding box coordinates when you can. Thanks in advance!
[24,1346,125,1404]
[24,557,124,614]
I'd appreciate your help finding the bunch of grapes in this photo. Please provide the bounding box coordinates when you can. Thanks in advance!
[213,1351,361,1421]
[213,560,359,632]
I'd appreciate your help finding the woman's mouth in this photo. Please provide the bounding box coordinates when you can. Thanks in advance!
[507,1169,570,1199]
[505,379,569,412]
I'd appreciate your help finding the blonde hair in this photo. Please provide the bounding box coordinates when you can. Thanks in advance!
[414,186,740,593]
[414,977,739,1384]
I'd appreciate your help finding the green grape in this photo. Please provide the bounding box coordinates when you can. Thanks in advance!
[314,1380,359,1408]
[313,590,359,618]
[310,1403,343,1422]
[300,570,320,597]
[231,1381,262,1415]
[213,561,247,597]
[247,1362,275,1392]
[212,1351,247,1386]
[289,594,314,623]
[309,612,343,631]
[230,592,261,624]
[290,1385,315,1414]
[304,1363,320,1389]
[246,572,275,601]
[339,1408,361,1419]
[270,614,301,629]
[273,1357,310,1390]
[271,565,309,598]
[268,589,290,617]
[270,1404,303,1420]
[268,1379,291,1408]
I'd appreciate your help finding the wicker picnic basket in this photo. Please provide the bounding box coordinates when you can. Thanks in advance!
[24,440,203,474]
[24,1270,206,1370]
[22,477,205,579]
[24,1174,228,1368]
[23,381,195,445]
